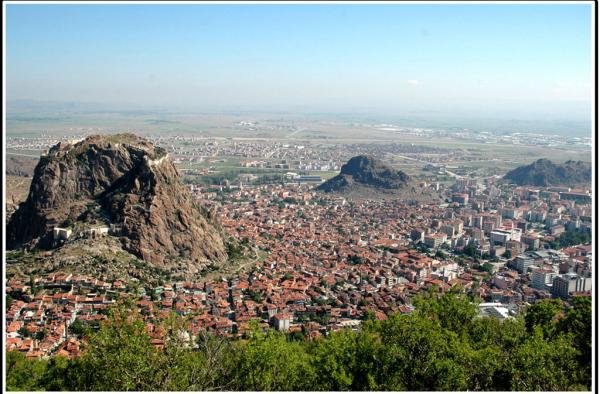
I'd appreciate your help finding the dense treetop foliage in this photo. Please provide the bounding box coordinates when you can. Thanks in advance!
[547,229,591,249]
[6,292,591,391]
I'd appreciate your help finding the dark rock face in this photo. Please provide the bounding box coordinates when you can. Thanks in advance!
[504,159,591,187]
[7,134,227,272]
[318,155,410,192]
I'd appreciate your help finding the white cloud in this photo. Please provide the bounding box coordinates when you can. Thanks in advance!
[406,79,419,86]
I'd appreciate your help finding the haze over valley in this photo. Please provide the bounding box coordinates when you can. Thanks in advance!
[3,2,594,392]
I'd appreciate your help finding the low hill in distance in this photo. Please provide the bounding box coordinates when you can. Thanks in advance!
[5,176,32,223]
[6,154,39,177]
[504,159,591,187]
[317,155,440,201]
[6,133,229,278]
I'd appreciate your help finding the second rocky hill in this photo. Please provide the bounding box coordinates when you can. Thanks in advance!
[317,155,440,201]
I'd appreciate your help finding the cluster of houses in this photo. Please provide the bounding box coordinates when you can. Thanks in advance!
[6,273,116,359]
[6,170,592,360]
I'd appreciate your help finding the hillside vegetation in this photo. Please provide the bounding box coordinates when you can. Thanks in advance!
[6,291,591,391]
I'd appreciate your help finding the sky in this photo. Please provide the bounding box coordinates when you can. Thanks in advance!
[5,3,594,120]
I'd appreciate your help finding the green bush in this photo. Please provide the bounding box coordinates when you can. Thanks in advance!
[5,295,591,391]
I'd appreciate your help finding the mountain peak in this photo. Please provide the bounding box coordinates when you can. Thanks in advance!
[7,134,227,276]
[504,159,591,187]
[320,155,411,192]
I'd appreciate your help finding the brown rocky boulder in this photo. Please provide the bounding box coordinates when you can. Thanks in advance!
[7,133,228,274]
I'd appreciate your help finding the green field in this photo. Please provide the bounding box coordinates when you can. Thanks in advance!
[6,110,591,185]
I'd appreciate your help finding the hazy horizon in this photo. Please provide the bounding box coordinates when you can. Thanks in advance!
[6,3,593,134]
[6,96,592,138]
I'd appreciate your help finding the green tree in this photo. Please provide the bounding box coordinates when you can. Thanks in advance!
[461,344,507,391]
[34,328,48,341]
[225,323,316,390]
[524,298,563,338]
[558,296,592,388]
[461,244,478,258]
[39,355,76,391]
[509,328,579,391]
[74,303,160,391]
[29,274,36,294]
[149,314,218,391]
[310,329,357,390]
[282,272,293,281]
[378,312,470,390]
[467,315,527,353]
[4,291,591,392]
[6,294,13,311]
[351,327,384,390]
[191,329,235,390]
[550,229,591,248]
[413,289,478,337]
[6,351,48,391]
[17,326,30,338]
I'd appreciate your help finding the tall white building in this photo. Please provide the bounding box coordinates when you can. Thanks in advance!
[530,268,555,290]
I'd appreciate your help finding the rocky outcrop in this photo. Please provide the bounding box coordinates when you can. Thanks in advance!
[7,134,228,274]
[316,155,438,202]
[504,159,591,187]
[318,155,410,192]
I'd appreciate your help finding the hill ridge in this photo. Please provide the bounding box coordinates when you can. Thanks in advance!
[504,158,591,186]
[7,133,228,276]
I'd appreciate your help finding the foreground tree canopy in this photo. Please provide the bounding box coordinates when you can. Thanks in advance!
[6,292,591,391]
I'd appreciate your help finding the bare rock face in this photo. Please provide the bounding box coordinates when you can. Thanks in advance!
[318,155,411,192]
[504,159,591,187]
[316,155,440,202]
[7,134,228,274]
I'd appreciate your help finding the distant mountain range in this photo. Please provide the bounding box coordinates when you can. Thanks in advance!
[504,159,591,187]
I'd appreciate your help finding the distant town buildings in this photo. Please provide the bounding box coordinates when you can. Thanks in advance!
[6,133,592,361]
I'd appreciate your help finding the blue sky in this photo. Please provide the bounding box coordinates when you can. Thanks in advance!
[5,3,593,118]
